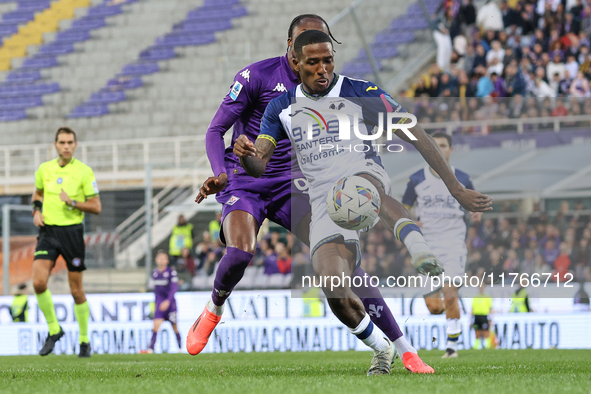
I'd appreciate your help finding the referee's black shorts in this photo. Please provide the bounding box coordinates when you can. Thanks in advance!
[34,224,86,272]
[473,314,490,330]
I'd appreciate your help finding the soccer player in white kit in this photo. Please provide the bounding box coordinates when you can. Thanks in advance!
[236,30,492,374]
[402,132,482,358]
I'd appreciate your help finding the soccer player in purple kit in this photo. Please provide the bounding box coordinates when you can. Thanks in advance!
[187,15,441,373]
[142,250,182,354]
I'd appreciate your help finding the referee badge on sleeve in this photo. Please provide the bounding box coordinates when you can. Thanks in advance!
[92,181,99,194]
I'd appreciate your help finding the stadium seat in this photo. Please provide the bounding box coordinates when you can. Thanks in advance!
[0,95,43,109]
[4,70,42,84]
[86,4,122,17]
[105,76,143,90]
[120,62,159,76]
[21,56,58,69]
[0,82,60,98]
[70,18,107,31]
[36,43,75,56]
[153,33,215,48]
[68,104,109,118]
[0,109,26,121]
[139,47,176,61]
[88,90,126,104]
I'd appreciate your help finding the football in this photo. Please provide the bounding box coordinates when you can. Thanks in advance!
[326,175,381,231]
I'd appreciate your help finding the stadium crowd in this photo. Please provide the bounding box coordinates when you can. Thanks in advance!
[358,199,591,285]
[403,0,591,131]
[174,199,591,290]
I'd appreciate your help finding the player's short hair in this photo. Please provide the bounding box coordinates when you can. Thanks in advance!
[55,127,76,142]
[294,30,333,59]
[156,249,167,256]
[287,14,341,45]
[431,132,452,147]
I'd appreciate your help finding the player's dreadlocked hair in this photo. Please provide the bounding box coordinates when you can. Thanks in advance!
[287,14,341,48]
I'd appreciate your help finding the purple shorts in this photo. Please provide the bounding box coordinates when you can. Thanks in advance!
[153,300,177,324]
[216,172,311,243]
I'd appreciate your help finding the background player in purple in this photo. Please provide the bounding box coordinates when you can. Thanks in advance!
[142,250,182,354]
[187,15,418,362]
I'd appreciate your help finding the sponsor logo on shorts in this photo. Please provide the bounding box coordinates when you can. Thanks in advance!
[57,177,63,184]
[225,196,240,205]
[229,81,243,101]
[72,258,81,267]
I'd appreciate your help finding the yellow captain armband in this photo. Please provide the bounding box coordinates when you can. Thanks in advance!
[257,134,277,147]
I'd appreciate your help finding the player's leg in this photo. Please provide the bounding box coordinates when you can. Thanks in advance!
[312,239,395,376]
[274,179,407,348]
[187,209,258,355]
[171,323,182,350]
[146,319,164,353]
[33,259,60,334]
[357,172,443,276]
[424,289,445,315]
[441,284,461,357]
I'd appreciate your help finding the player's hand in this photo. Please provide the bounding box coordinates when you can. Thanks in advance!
[470,211,483,222]
[59,189,72,206]
[159,300,170,311]
[233,135,256,157]
[452,188,492,212]
[195,173,228,204]
[33,210,45,227]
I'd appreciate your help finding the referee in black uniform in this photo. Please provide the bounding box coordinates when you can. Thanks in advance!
[32,127,101,357]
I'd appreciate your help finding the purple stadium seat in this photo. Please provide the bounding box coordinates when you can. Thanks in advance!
[106,76,143,90]
[55,30,92,43]
[36,43,74,56]
[5,71,42,84]
[0,109,26,122]
[86,4,122,17]
[153,33,215,48]
[203,0,239,6]
[186,6,247,21]
[375,31,415,45]
[68,104,109,118]
[21,56,58,69]
[120,62,159,76]
[139,47,176,61]
[0,95,43,109]
[87,90,126,104]
[70,18,107,31]
[357,45,399,60]
[0,23,18,37]
[0,82,60,98]
[17,1,51,12]
[2,11,35,23]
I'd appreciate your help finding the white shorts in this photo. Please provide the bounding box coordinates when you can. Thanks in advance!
[421,247,467,295]
[309,159,392,266]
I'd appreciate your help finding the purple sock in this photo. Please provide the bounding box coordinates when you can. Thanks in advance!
[351,267,403,342]
[175,332,182,349]
[149,331,157,350]
[211,247,254,306]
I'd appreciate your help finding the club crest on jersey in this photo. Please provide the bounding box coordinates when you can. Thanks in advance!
[229,81,243,101]
[225,196,240,205]
[56,177,63,184]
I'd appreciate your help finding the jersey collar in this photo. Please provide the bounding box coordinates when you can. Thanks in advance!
[56,157,76,168]
[300,73,340,100]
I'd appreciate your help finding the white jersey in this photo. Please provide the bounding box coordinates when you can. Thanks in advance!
[402,165,474,253]
[259,74,405,207]
[259,74,406,258]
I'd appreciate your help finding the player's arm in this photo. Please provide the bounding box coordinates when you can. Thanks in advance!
[33,167,45,226]
[235,96,286,178]
[395,124,491,212]
[197,68,256,203]
[238,137,276,178]
[59,191,101,215]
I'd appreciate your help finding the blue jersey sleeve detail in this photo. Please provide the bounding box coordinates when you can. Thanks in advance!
[258,94,290,146]
[401,169,425,207]
[455,169,474,190]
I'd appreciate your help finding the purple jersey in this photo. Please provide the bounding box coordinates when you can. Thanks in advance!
[205,54,299,178]
[152,266,178,305]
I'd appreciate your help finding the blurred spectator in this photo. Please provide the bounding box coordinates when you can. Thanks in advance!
[543,238,560,266]
[553,242,573,281]
[276,242,292,274]
[169,215,194,264]
[175,247,196,290]
[520,248,536,276]
[209,212,222,242]
[570,70,591,96]
[477,0,503,31]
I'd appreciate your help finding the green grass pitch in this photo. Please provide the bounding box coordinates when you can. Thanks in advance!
[2,349,590,394]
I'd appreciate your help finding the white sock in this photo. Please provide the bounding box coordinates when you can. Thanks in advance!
[394,219,430,257]
[206,298,224,316]
[347,314,390,352]
[393,336,418,355]
[446,318,462,351]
